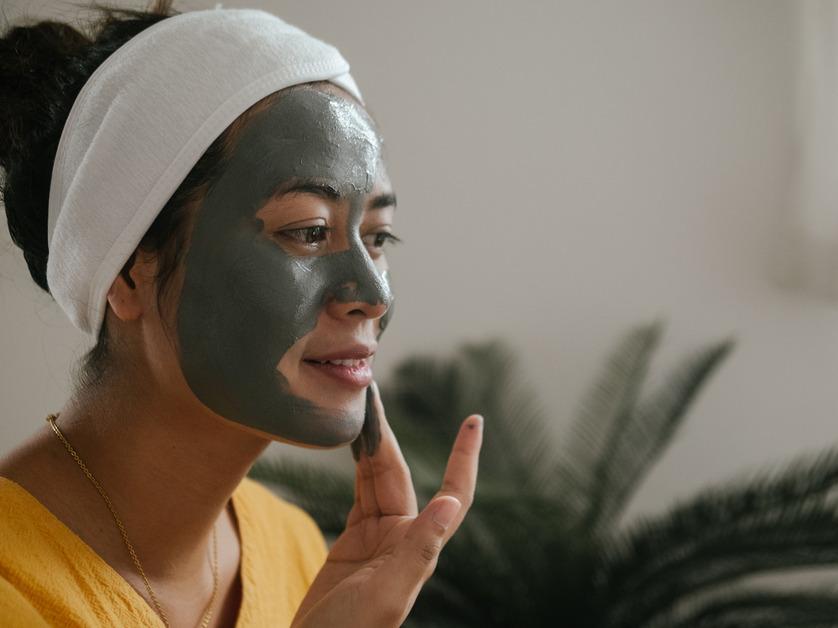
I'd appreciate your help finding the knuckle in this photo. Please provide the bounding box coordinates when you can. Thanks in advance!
[416,539,442,567]
[440,490,472,511]
[453,492,473,510]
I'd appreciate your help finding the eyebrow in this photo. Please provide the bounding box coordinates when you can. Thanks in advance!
[276,181,341,201]
[369,193,397,210]
[275,179,397,210]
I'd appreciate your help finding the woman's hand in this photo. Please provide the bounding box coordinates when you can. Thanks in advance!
[291,381,483,628]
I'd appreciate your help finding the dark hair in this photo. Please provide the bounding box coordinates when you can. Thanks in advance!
[0,1,241,388]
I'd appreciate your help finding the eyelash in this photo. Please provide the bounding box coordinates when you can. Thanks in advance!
[280,225,330,245]
[277,226,402,250]
[365,232,403,249]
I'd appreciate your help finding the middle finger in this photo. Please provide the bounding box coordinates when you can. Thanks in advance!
[352,381,418,519]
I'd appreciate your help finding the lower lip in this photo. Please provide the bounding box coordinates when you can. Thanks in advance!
[303,359,373,388]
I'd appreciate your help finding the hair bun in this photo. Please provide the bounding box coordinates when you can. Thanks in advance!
[0,21,90,172]
[1,3,174,294]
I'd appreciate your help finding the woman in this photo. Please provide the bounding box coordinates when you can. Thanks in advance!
[0,2,483,626]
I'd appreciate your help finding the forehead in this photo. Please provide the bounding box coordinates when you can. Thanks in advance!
[231,87,383,196]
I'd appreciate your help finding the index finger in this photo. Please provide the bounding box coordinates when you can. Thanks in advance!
[430,414,483,533]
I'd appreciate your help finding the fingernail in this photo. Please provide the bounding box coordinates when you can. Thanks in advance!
[466,415,483,431]
[432,497,461,530]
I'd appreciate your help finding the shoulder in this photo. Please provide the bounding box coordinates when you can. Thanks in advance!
[0,574,50,627]
[233,477,328,597]
[0,476,50,538]
[234,477,328,560]
[234,477,323,536]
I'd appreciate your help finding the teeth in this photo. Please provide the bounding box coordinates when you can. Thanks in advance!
[314,359,363,366]
[329,359,361,366]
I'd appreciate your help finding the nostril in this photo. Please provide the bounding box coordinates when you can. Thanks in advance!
[327,250,391,308]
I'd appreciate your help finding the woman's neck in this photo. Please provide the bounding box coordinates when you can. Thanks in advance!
[1,368,270,580]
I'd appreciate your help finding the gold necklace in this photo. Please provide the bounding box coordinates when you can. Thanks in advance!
[46,413,220,628]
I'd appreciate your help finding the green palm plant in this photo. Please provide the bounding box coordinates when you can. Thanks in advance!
[250,323,838,627]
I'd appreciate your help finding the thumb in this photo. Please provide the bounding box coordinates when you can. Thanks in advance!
[370,496,462,623]
[406,495,462,568]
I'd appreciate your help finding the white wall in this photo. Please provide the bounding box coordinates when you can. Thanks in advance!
[3,0,834,524]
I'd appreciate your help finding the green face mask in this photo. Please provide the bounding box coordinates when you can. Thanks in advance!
[177,87,393,446]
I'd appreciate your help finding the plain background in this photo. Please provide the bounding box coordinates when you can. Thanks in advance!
[2,0,834,525]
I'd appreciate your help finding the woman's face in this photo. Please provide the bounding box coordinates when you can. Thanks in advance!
[174,85,396,448]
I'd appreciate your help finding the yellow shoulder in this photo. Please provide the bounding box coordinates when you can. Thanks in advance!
[236,476,329,557]
[0,575,50,628]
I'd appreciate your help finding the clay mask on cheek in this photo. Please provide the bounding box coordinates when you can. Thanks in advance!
[176,88,393,446]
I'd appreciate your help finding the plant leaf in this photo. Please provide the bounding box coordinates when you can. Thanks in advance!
[594,339,734,531]
[559,322,663,530]
[645,588,838,628]
[601,447,838,626]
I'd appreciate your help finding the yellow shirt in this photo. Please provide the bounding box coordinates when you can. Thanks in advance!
[0,476,328,627]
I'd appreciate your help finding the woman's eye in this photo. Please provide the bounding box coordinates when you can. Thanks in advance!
[277,225,330,246]
[363,231,402,251]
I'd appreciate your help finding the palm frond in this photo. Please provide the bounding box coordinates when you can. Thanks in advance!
[645,588,838,628]
[600,448,838,626]
[558,322,663,529]
[593,339,734,532]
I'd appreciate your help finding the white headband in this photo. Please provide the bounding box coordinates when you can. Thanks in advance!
[47,8,362,335]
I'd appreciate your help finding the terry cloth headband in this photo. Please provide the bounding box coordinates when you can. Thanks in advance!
[46,8,363,336]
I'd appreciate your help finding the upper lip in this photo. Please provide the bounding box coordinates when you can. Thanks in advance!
[304,344,377,362]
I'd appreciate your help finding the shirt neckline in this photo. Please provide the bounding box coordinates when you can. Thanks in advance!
[0,476,250,626]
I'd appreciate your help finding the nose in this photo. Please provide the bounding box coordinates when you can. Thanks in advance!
[327,282,390,321]
[324,247,393,321]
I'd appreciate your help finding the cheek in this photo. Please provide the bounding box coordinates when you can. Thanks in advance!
[230,243,319,356]
[178,234,318,375]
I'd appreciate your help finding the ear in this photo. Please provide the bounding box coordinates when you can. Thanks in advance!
[106,252,153,323]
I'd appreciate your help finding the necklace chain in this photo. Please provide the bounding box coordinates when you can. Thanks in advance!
[46,413,219,628]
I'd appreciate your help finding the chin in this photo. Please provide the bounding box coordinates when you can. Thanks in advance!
[293,380,368,418]
[338,407,366,443]
[283,388,368,447]
[316,399,367,442]
[291,406,365,449]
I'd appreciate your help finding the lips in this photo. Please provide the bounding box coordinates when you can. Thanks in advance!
[304,344,376,362]
[303,344,376,388]
[302,358,373,388]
